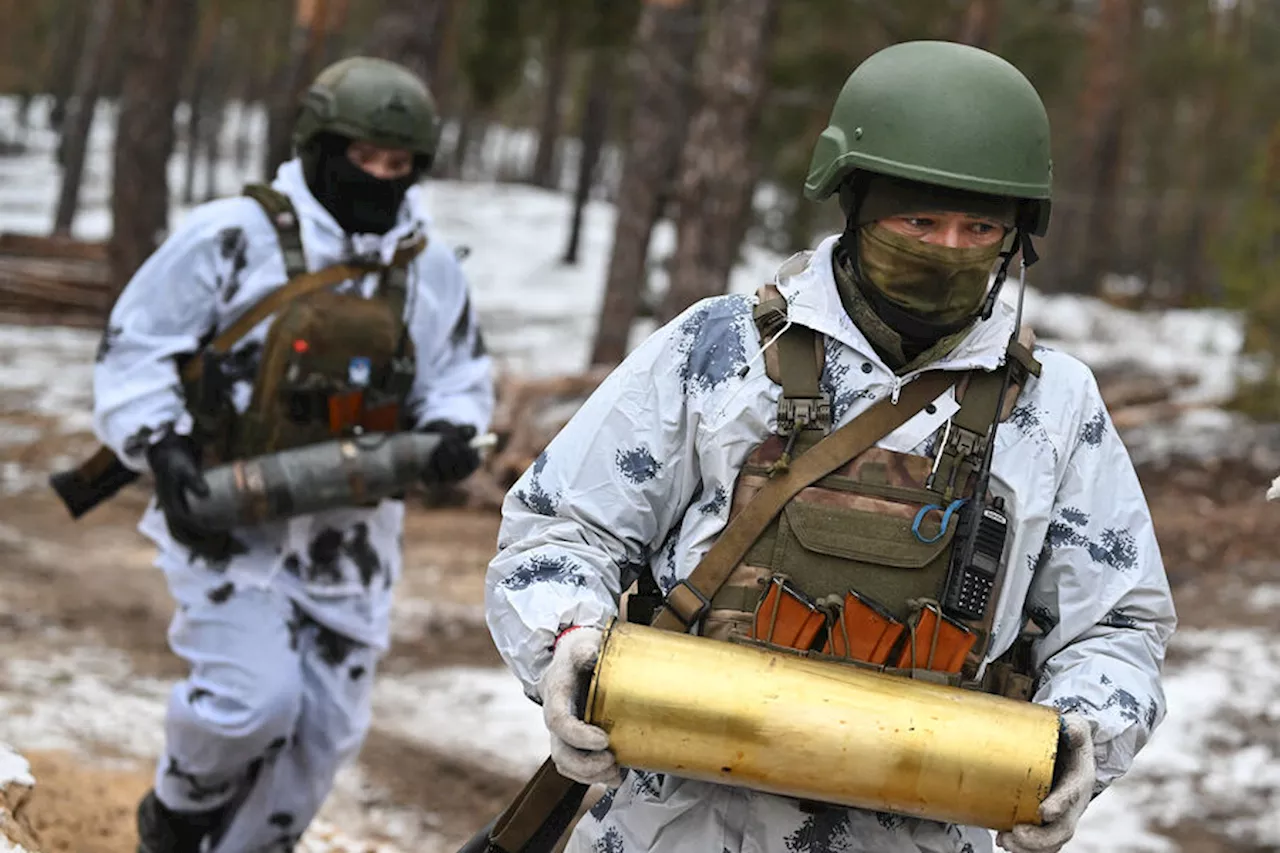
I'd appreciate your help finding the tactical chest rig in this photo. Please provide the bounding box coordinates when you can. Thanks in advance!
[49,185,426,520]
[693,283,1042,698]
[192,184,421,463]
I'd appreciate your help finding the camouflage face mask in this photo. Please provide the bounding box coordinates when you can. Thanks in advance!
[857,224,1003,326]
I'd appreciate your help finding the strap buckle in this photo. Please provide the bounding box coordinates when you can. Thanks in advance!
[777,394,831,436]
[664,580,712,630]
[753,302,788,340]
[947,424,986,461]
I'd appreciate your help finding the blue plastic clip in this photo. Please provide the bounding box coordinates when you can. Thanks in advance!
[912,498,967,544]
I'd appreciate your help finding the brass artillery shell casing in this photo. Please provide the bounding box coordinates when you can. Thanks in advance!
[584,621,1059,831]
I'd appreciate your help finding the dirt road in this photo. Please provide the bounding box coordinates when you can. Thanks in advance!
[1,460,1277,852]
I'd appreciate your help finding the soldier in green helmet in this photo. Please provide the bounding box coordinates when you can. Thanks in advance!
[482,40,1174,853]
[93,57,494,852]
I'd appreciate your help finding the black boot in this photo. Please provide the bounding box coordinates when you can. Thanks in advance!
[136,790,226,853]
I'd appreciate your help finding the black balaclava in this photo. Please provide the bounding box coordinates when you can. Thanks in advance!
[302,132,423,236]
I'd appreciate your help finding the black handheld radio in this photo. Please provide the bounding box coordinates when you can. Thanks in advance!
[942,496,1008,621]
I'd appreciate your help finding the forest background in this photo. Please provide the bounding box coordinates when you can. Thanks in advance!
[0,0,1277,397]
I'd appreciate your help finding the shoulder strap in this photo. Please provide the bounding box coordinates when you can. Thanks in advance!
[243,183,307,280]
[932,324,1042,501]
[376,233,426,322]
[657,370,956,632]
[753,284,829,435]
[180,234,427,386]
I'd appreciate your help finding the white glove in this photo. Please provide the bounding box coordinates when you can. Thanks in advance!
[538,627,621,786]
[997,714,1096,853]
[1267,474,1280,501]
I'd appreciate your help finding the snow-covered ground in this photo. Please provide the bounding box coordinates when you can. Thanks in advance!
[0,96,1277,853]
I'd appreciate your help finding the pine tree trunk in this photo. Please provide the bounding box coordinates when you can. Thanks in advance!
[321,0,350,65]
[182,85,206,205]
[589,0,705,366]
[661,0,778,323]
[264,0,329,179]
[563,55,616,265]
[529,3,574,189]
[201,21,236,201]
[956,0,1003,49]
[366,0,458,88]
[1179,7,1242,305]
[1061,0,1142,294]
[108,0,200,296]
[46,0,87,132]
[51,0,123,236]
[183,1,224,205]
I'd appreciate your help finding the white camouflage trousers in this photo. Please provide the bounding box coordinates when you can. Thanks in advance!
[566,769,995,853]
[154,569,378,852]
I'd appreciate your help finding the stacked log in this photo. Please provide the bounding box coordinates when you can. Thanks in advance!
[0,233,111,329]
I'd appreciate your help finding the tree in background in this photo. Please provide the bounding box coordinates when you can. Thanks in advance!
[51,0,124,236]
[661,0,780,322]
[108,0,199,295]
[590,0,706,366]
[450,0,526,178]
[1218,122,1280,417]
[181,0,228,205]
[1,0,1278,334]
[45,0,89,132]
[263,0,341,179]
[365,0,460,94]
[562,0,642,265]
[1057,0,1143,294]
[956,0,1003,49]
[527,0,576,190]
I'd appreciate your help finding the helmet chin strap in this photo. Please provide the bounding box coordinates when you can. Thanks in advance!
[980,226,1037,321]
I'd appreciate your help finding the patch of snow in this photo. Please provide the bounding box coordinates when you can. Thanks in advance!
[0,743,33,789]
[0,325,98,429]
[0,646,170,759]
[319,765,446,853]
[388,598,486,644]
[1268,475,1280,501]
[0,638,533,852]
[1250,585,1280,611]
[1068,627,1280,851]
[298,817,410,853]
[372,666,546,778]
[1002,287,1245,408]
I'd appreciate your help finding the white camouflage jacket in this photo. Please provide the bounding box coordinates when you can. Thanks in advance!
[486,235,1176,852]
[94,159,493,647]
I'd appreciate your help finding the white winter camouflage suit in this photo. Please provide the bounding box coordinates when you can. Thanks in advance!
[94,159,493,851]
[486,235,1176,853]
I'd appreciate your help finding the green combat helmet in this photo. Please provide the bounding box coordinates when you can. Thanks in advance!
[294,56,442,167]
[805,41,1052,236]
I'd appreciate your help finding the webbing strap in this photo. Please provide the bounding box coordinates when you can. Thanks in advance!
[931,326,1041,500]
[753,284,829,435]
[243,183,307,279]
[378,264,410,328]
[656,371,956,633]
[776,328,823,399]
[181,234,426,386]
[489,760,587,852]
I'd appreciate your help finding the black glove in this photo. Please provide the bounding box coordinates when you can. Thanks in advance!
[146,432,243,562]
[419,419,481,483]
